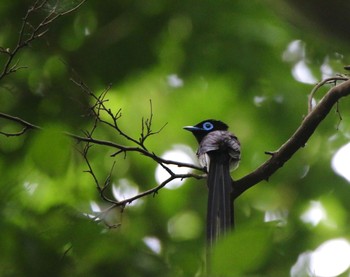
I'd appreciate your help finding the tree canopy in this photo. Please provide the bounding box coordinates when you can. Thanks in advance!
[1,1,350,276]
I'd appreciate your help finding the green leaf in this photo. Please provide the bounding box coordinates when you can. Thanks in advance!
[29,125,71,177]
[211,225,272,276]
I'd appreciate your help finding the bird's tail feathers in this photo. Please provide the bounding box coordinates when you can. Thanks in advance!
[206,151,233,250]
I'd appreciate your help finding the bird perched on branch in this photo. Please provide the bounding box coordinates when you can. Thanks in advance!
[184,119,241,250]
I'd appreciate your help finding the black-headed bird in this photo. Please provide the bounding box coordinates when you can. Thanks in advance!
[184,119,241,250]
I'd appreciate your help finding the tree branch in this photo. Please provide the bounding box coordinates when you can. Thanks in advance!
[1,108,204,211]
[0,112,41,136]
[0,0,86,81]
[233,78,350,198]
[115,172,203,207]
[307,76,348,113]
[68,132,203,171]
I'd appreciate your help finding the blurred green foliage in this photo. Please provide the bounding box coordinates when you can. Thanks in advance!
[1,0,350,276]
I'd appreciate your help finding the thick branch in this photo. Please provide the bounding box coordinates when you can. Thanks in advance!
[233,79,350,198]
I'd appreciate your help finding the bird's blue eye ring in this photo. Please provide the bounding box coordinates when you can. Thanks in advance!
[203,122,214,130]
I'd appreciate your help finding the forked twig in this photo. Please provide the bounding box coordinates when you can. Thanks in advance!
[307,76,348,113]
[0,0,86,81]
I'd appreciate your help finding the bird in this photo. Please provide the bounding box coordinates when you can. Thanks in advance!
[184,119,241,250]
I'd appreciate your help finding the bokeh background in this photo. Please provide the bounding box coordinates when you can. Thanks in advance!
[1,0,350,276]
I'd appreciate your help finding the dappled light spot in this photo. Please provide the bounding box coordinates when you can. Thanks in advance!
[112,179,142,207]
[87,201,123,227]
[167,74,184,88]
[167,210,201,240]
[299,164,310,179]
[264,209,288,226]
[253,96,266,107]
[253,95,283,107]
[283,40,317,84]
[155,145,195,190]
[320,56,335,79]
[290,251,312,277]
[143,236,162,254]
[282,40,305,62]
[292,60,317,84]
[273,95,284,103]
[310,238,350,276]
[90,201,101,213]
[309,97,317,110]
[300,201,327,227]
[23,181,38,195]
[84,27,90,36]
[291,238,350,277]
[331,142,350,182]
[83,201,101,221]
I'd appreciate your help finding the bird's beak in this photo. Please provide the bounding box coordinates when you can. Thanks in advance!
[183,126,201,132]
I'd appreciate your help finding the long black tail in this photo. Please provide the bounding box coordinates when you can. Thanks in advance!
[206,151,234,250]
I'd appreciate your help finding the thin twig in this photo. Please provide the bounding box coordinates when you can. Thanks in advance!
[70,77,144,146]
[69,132,203,171]
[0,112,41,136]
[307,76,348,113]
[113,172,203,207]
[0,0,86,81]
[234,77,350,198]
[335,100,343,130]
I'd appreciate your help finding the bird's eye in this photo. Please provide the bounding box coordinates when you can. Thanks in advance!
[203,122,214,130]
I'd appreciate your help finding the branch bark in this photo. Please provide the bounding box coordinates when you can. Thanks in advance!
[0,0,86,81]
[67,132,203,171]
[1,77,350,209]
[0,112,41,136]
[233,78,350,198]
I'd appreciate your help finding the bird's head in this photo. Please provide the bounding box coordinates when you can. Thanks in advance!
[183,119,229,143]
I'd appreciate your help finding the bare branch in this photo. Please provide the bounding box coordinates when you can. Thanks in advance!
[234,77,350,198]
[0,1,203,224]
[115,172,203,207]
[0,127,31,137]
[68,132,203,171]
[81,143,119,205]
[70,77,143,146]
[335,100,343,130]
[307,76,348,113]
[69,77,206,214]
[0,112,41,136]
[0,0,86,81]
[76,122,204,211]
[139,99,168,147]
